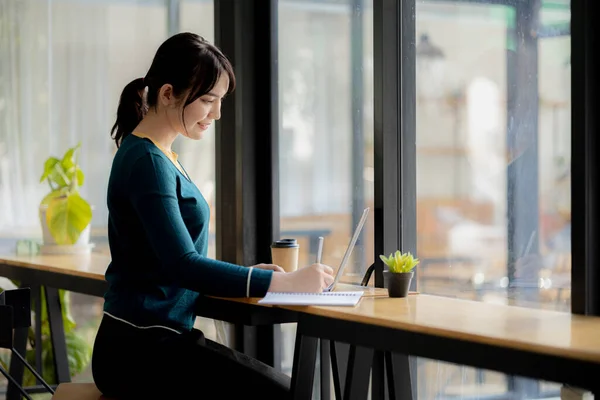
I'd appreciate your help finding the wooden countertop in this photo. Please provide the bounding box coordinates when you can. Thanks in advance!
[276,295,600,364]
[3,253,600,365]
[0,253,110,280]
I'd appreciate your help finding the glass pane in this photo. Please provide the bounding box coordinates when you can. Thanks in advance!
[278,0,375,384]
[415,0,571,310]
[415,0,570,398]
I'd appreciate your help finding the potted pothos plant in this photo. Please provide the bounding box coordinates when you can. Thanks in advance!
[39,143,93,251]
[380,250,420,298]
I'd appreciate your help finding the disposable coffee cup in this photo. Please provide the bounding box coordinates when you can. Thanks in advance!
[271,239,300,273]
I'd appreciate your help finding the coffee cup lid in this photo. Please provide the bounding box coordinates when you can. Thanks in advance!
[271,238,299,248]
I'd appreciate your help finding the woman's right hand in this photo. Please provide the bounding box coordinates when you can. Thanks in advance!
[268,263,335,293]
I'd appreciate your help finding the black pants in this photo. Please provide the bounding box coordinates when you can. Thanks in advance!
[92,314,290,399]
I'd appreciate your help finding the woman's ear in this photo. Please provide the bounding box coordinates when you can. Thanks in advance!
[158,84,175,107]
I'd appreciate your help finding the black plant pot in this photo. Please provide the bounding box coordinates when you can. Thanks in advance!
[383,270,413,298]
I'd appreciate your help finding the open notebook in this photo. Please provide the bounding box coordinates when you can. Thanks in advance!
[258,291,364,306]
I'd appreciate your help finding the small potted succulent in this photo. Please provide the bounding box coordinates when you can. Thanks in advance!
[380,250,420,298]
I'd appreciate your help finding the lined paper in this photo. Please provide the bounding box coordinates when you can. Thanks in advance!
[258,291,364,306]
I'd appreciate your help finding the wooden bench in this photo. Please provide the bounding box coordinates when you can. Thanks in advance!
[52,383,113,400]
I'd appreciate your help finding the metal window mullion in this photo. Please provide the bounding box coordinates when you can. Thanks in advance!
[373,0,416,399]
[214,0,280,369]
[571,0,599,316]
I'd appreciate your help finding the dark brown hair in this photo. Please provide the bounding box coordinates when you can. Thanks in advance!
[110,32,235,147]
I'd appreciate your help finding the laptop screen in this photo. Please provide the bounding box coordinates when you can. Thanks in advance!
[325,207,370,292]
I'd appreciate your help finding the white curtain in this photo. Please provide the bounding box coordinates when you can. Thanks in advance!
[0,0,111,235]
[0,0,49,231]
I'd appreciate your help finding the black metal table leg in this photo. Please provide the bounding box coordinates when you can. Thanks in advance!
[385,351,396,400]
[7,326,29,400]
[385,352,412,400]
[44,287,70,383]
[331,342,345,399]
[6,284,32,400]
[344,345,374,400]
[3,286,55,398]
[291,326,319,400]
[372,350,386,399]
[32,285,43,385]
[321,339,331,400]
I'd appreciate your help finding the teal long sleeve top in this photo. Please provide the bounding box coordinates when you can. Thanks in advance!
[102,134,273,332]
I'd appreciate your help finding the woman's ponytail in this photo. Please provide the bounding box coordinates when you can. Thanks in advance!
[110,77,148,147]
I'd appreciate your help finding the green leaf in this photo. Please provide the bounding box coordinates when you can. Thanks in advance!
[61,144,84,188]
[40,187,69,206]
[60,289,77,333]
[61,147,77,172]
[379,255,390,266]
[381,250,421,273]
[76,167,84,186]
[48,160,70,188]
[60,143,80,169]
[39,157,60,183]
[65,329,92,374]
[46,192,92,245]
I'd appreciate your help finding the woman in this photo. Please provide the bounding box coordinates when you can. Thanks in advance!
[92,32,334,399]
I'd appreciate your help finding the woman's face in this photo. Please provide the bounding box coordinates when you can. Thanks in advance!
[158,73,229,140]
[181,73,229,140]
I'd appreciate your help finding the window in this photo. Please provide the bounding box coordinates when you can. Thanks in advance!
[415,0,571,311]
[278,0,375,376]
[0,0,216,256]
[0,0,218,386]
[414,1,570,397]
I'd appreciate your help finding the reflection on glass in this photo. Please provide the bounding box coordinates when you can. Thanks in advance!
[415,1,570,398]
[278,0,375,379]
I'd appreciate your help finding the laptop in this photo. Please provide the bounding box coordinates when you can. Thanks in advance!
[323,207,370,292]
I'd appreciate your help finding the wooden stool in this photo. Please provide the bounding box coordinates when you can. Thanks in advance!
[51,383,113,400]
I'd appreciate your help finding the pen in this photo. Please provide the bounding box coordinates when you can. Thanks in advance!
[316,236,324,264]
